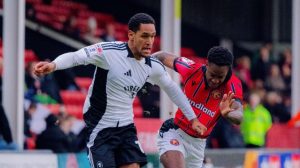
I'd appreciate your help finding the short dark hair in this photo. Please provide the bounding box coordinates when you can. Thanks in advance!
[128,13,155,32]
[207,46,233,66]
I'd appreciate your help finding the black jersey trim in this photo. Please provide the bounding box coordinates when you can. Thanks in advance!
[102,47,127,51]
[183,67,202,87]
[101,42,126,48]
[173,57,180,72]
[84,67,108,137]
[101,42,126,51]
[175,59,191,70]
[192,79,204,98]
[125,43,134,58]
[145,57,152,67]
[231,82,236,93]
[204,90,212,104]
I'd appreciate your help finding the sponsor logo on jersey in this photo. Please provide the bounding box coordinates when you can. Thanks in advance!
[124,85,140,92]
[170,139,180,146]
[212,90,222,100]
[124,85,140,98]
[96,45,103,54]
[188,99,216,117]
[86,45,103,56]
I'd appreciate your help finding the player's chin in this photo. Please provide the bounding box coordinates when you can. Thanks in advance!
[141,52,151,57]
[209,84,219,89]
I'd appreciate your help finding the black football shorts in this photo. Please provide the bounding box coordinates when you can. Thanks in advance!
[87,124,147,168]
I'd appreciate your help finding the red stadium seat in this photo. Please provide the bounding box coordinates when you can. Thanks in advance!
[133,106,143,118]
[46,104,61,115]
[60,90,86,105]
[35,12,52,25]
[181,47,196,57]
[25,50,39,63]
[0,47,3,57]
[133,97,141,107]
[266,124,300,148]
[26,137,36,150]
[133,97,143,118]
[152,36,161,52]
[65,105,83,119]
[51,22,64,30]
[115,32,128,42]
[52,0,88,10]
[187,56,207,65]
[26,0,42,5]
[75,77,93,91]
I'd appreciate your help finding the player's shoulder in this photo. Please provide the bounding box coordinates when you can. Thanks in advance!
[229,73,242,84]
[175,57,202,71]
[175,57,196,66]
[225,73,243,92]
[99,41,127,51]
[148,56,166,70]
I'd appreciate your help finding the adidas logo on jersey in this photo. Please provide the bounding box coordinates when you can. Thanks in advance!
[124,70,132,77]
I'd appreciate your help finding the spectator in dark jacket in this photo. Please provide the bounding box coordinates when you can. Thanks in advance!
[36,114,76,153]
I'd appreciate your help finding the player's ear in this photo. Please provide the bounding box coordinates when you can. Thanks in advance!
[128,30,134,40]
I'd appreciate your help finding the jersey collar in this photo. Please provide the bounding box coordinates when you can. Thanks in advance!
[126,43,134,58]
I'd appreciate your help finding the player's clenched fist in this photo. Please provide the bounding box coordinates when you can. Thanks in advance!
[191,118,207,135]
[33,61,56,77]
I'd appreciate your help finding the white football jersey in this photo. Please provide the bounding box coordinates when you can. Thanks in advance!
[80,42,166,126]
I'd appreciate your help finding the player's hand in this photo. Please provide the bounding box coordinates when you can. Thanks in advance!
[33,61,56,77]
[219,91,235,116]
[191,118,207,135]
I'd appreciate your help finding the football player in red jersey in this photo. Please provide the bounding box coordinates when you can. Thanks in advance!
[153,46,243,168]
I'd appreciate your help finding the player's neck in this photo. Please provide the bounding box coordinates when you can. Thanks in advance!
[128,41,143,60]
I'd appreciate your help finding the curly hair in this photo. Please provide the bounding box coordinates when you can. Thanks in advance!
[128,13,155,32]
[207,46,233,66]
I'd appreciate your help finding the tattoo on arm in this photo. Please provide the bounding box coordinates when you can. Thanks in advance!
[153,51,166,62]
[152,51,177,69]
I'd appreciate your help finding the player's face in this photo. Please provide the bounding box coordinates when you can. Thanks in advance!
[129,24,156,58]
[205,63,230,89]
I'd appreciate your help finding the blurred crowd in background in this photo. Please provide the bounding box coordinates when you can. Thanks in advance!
[0,0,298,154]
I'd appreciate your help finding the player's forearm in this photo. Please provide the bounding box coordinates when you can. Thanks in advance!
[159,79,197,120]
[53,52,87,70]
[53,52,82,70]
[152,51,177,69]
[224,109,243,125]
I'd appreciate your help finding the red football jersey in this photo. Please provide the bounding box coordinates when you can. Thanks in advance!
[173,57,243,138]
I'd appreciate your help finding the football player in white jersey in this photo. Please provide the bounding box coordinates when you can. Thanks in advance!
[33,13,206,168]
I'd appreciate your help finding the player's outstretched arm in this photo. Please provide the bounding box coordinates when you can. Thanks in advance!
[219,91,243,125]
[33,49,93,77]
[33,52,76,77]
[157,75,207,135]
[152,51,178,69]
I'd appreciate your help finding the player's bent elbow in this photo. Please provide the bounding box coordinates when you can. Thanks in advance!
[227,111,243,125]
[234,114,243,125]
